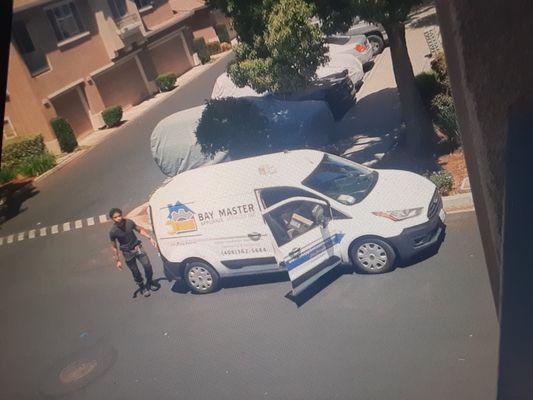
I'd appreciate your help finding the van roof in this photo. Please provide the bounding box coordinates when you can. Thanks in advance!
[150,150,325,204]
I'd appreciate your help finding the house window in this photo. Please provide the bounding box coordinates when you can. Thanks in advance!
[3,119,17,140]
[46,1,85,42]
[108,0,128,19]
[134,0,153,11]
[12,20,50,75]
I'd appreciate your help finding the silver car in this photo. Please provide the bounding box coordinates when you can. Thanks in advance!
[346,17,388,55]
[326,34,374,69]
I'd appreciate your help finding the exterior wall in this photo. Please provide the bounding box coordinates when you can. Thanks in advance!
[50,88,92,137]
[193,26,218,43]
[16,0,111,99]
[4,44,59,153]
[139,0,175,30]
[149,33,194,76]
[92,57,149,109]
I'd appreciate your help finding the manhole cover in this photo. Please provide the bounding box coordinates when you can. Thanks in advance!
[59,360,98,385]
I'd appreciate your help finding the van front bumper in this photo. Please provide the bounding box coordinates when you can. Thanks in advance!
[387,212,445,261]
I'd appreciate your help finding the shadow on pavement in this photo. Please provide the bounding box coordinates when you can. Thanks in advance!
[132,277,168,298]
[0,179,39,227]
[286,264,354,307]
[406,11,438,29]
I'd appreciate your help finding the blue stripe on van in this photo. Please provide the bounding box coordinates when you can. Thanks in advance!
[286,233,344,271]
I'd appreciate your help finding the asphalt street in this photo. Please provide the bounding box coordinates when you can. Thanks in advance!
[0,58,231,237]
[0,211,498,400]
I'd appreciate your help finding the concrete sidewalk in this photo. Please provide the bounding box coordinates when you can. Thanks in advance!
[336,6,439,166]
[35,51,234,183]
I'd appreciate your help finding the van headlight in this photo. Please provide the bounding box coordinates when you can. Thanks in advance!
[372,207,423,221]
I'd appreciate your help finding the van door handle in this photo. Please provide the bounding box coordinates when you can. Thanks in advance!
[289,247,301,258]
[248,232,262,241]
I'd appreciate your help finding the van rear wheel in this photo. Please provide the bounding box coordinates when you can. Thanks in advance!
[184,261,220,294]
[350,238,395,274]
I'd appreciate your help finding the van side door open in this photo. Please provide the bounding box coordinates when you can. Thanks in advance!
[262,197,343,296]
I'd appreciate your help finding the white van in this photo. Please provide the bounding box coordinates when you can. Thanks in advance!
[149,150,445,295]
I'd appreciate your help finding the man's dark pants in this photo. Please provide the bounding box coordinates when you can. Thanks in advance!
[126,251,153,289]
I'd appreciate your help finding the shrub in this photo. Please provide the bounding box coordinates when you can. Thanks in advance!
[156,73,178,92]
[0,168,17,185]
[102,106,123,128]
[415,71,443,110]
[195,98,269,157]
[431,93,460,144]
[51,118,78,153]
[207,41,222,55]
[428,170,453,195]
[193,37,211,64]
[220,42,232,52]
[430,52,451,93]
[1,135,45,170]
[16,153,56,177]
[214,24,231,43]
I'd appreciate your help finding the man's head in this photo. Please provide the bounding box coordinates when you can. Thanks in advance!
[109,208,123,224]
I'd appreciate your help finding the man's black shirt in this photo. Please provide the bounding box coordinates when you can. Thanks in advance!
[109,219,141,261]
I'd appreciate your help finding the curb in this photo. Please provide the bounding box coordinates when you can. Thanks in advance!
[34,148,89,183]
[442,192,474,212]
[33,51,234,185]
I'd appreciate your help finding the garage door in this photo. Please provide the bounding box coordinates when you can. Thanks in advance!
[51,88,92,138]
[150,35,193,77]
[94,58,148,109]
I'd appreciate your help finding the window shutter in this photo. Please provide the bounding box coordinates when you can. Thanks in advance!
[46,9,62,41]
[70,3,84,32]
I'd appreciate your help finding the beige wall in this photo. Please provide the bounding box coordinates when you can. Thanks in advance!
[149,34,193,76]
[17,0,111,100]
[51,88,92,137]
[4,44,56,146]
[140,0,175,30]
[93,58,149,109]
[193,27,218,43]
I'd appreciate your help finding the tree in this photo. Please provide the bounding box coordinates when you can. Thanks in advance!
[218,0,329,94]
[312,0,436,156]
[211,0,436,156]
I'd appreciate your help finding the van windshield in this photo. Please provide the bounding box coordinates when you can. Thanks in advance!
[302,154,378,205]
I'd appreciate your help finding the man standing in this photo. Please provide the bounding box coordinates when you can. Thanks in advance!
[109,208,158,297]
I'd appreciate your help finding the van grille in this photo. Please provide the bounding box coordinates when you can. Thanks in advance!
[427,190,442,219]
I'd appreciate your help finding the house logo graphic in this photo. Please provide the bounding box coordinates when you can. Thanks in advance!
[166,202,197,234]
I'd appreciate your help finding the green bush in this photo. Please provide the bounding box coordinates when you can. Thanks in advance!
[102,106,123,128]
[428,170,453,195]
[0,168,17,185]
[1,135,45,170]
[195,98,269,157]
[214,24,231,44]
[431,93,460,144]
[220,42,232,52]
[51,118,78,153]
[156,73,178,92]
[415,71,443,110]
[193,37,211,64]
[207,41,222,55]
[16,153,56,177]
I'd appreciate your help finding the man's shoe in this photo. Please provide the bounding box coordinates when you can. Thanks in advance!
[143,288,151,297]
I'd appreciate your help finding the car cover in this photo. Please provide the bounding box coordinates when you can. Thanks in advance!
[150,98,335,177]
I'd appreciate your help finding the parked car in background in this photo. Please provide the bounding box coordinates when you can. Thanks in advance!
[318,52,364,90]
[345,17,388,55]
[326,35,374,69]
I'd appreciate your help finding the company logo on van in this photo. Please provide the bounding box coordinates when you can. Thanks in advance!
[166,202,197,234]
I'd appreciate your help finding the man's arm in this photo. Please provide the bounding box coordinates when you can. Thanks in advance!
[135,224,157,248]
[111,240,123,270]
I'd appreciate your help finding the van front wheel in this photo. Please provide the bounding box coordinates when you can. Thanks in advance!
[350,238,395,274]
[184,261,220,294]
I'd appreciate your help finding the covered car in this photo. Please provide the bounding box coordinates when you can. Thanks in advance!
[150,97,335,177]
[211,71,356,120]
